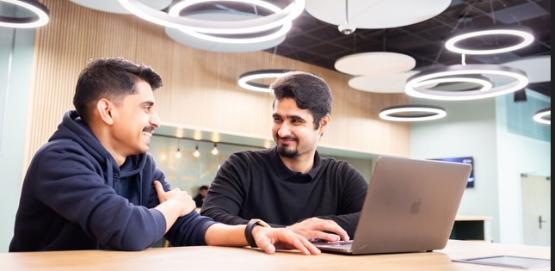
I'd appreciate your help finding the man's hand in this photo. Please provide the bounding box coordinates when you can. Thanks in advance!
[154,180,196,216]
[153,180,196,232]
[287,217,349,242]
[251,227,321,255]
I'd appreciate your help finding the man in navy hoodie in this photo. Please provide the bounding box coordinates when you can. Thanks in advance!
[9,58,319,255]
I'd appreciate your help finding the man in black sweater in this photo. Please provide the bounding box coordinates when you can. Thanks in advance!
[202,72,368,242]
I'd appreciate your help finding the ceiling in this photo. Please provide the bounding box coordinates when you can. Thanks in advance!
[255,0,551,98]
[171,0,550,97]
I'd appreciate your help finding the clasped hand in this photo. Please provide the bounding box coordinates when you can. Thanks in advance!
[154,180,196,216]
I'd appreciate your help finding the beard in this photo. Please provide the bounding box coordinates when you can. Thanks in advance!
[277,145,299,158]
[275,135,300,158]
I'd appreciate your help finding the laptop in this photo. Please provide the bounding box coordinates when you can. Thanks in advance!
[314,156,471,255]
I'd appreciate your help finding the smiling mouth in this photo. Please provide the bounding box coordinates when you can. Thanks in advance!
[142,127,155,138]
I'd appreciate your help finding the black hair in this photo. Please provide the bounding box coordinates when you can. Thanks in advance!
[73,57,162,123]
[270,71,332,129]
[199,185,209,191]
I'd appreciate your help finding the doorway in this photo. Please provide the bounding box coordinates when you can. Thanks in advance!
[521,174,550,246]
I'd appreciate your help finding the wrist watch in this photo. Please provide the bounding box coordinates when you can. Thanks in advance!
[244,219,270,248]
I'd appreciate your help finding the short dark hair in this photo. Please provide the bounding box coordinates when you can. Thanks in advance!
[199,185,209,191]
[73,57,162,123]
[270,72,332,129]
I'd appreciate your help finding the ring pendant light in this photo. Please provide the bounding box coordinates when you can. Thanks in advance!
[168,0,291,44]
[445,28,534,55]
[405,64,528,101]
[0,0,49,28]
[238,69,292,93]
[415,76,493,92]
[118,0,305,34]
[533,108,550,125]
[379,105,447,122]
[405,27,534,101]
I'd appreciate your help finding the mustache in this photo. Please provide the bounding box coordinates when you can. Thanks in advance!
[277,136,297,141]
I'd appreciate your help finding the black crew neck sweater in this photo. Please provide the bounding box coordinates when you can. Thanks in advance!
[201,147,368,237]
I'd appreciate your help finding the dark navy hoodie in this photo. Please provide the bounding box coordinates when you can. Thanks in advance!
[10,111,215,251]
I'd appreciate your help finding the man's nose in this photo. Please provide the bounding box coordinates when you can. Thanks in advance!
[150,112,160,128]
[277,122,291,137]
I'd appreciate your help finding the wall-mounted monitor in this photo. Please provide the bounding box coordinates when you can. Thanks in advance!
[429,156,474,188]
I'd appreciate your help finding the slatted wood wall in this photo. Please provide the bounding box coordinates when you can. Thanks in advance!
[24,0,410,168]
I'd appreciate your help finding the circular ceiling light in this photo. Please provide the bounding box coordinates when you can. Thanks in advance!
[165,11,286,52]
[379,105,447,122]
[0,0,49,28]
[405,64,529,101]
[416,76,493,92]
[118,0,305,35]
[238,69,293,93]
[70,0,171,14]
[335,52,416,76]
[421,75,494,92]
[348,71,417,93]
[445,28,534,55]
[168,0,291,44]
[306,0,451,29]
[533,108,550,125]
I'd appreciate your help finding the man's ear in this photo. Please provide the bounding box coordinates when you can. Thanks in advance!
[318,114,331,137]
[96,98,115,125]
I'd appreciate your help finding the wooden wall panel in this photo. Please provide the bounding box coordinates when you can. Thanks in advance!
[25,0,410,168]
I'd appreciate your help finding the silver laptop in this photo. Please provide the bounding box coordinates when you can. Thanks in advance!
[314,156,471,255]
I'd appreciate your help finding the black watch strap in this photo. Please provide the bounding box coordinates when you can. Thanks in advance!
[245,219,270,248]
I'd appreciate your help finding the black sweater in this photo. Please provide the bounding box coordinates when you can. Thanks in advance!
[201,148,368,237]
